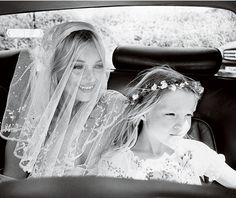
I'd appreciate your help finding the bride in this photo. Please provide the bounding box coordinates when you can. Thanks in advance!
[0,21,127,179]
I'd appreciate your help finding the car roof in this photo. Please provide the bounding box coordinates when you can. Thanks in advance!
[0,1,236,15]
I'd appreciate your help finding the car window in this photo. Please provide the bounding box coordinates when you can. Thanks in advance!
[1,6,236,67]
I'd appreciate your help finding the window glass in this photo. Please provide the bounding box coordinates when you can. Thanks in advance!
[1,6,236,66]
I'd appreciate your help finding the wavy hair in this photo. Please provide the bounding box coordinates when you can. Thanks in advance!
[110,66,204,151]
[51,30,106,94]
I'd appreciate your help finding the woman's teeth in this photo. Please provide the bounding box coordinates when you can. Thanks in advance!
[79,85,94,90]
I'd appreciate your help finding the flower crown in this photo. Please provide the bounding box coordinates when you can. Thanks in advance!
[130,80,204,105]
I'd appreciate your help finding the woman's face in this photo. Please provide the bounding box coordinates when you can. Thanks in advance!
[143,89,197,147]
[65,41,104,102]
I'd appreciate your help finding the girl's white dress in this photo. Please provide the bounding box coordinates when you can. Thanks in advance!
[97,141,226,185]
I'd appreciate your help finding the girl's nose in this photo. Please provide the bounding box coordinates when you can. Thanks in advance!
[173,119,190,135]
[173,124,181,130]
[173,117,186,131]
[173,125,183,135]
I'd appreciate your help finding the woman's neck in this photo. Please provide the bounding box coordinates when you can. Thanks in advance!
[132,127,174,158]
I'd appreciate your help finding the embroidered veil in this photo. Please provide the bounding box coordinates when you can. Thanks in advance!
[0,22,127,177]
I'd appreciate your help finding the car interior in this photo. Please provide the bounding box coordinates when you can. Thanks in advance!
[0,1,236,197]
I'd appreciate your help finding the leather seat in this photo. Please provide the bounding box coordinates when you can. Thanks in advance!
[188,117,217,151]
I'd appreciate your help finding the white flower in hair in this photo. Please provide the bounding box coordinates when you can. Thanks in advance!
[179,82,185,88]
[151,83,157,91]
[159,80,168,89]
[194,82,204,94]
[198,86,204,94]
[169,84,177,91]
[132,93,139,101]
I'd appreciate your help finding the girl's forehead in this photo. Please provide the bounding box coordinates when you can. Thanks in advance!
[154,90,197,110]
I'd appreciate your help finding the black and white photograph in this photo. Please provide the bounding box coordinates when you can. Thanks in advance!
[0,1,236,197]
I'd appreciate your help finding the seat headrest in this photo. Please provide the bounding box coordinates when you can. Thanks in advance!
[112,46,222,75]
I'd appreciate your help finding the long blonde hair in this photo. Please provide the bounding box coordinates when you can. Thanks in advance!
[111,66,204,151]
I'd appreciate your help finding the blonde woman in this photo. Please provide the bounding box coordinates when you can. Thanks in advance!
[0,22,126,179]
[95,66,236,189]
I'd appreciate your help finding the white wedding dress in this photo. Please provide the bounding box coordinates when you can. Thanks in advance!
[96,139,226,185]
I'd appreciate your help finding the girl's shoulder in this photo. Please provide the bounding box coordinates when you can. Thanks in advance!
[101,90,128,102]
[100,149,132,164]
[98,90,129,113]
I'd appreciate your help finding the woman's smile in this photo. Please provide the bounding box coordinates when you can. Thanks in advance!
[79,84,95,91]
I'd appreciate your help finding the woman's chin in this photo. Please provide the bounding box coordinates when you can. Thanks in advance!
[77,97,91,103]
[76,92,93,102]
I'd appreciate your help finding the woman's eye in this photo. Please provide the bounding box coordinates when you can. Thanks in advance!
[186,114,193,117]
[94,64,103,69]
[74,64,84,70]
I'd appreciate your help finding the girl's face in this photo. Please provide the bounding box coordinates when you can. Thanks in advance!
[65,41,104,102]
[143,89,198,147]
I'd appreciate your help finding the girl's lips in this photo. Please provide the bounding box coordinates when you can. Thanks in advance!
[169,132,185,137]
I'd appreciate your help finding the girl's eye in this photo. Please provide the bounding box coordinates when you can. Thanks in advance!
[94,64,103,69]
[74,64,84,70]
[186,114,193,117]
[165,113,175,116]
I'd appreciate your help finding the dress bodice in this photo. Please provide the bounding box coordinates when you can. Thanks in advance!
[97,149,202,185]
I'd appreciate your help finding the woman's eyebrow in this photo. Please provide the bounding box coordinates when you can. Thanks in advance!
[74,60,102,63]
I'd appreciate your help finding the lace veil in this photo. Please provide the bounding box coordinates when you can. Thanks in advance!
[0,22,127,177]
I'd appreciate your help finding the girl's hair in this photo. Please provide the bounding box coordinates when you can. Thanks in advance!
[50,29,104,90]
[110,66,204,150]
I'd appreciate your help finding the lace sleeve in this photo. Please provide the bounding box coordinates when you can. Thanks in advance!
[204,153,226,181]
[175,139,227,182]
[99,90,129,128]
[83,90,129,173]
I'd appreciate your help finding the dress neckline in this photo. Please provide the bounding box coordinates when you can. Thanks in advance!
[127,148,175,164]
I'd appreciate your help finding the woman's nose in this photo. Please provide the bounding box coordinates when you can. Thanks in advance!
[83,68,95,82]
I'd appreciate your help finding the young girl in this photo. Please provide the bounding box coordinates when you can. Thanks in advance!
[0,22,127,179]
[94,66,236,189]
